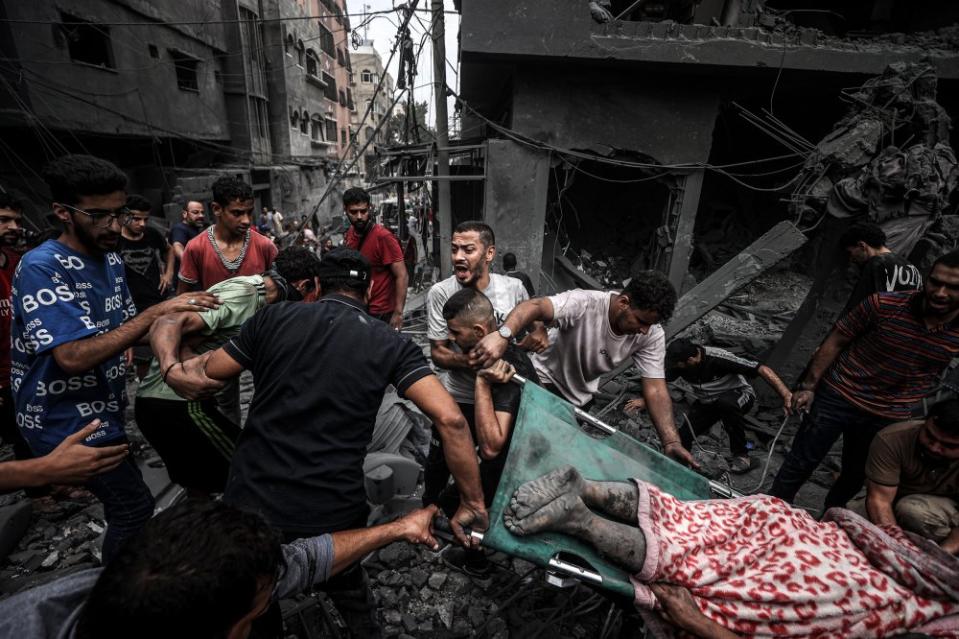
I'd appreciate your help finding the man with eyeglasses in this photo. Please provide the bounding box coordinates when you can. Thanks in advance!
[11,154,219,562]
[177,177,277,293]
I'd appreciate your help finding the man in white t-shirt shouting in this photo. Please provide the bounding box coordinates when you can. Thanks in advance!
[471,271,697,468]
[426,221,538,403]
[425,221,547,522]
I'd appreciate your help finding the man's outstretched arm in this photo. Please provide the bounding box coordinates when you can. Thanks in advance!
[0,420,128,492]
[643,377,698,469]
[276,505,440,600]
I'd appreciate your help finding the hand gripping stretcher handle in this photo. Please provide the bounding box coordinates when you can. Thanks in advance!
[431,513,605,585]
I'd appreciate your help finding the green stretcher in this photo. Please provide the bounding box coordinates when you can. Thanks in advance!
[473,376,734,599]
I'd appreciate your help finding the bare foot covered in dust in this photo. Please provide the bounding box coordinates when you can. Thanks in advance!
[504,491,592,536]
[508,465,586,520]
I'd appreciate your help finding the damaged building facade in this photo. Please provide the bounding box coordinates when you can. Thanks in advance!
[454,0,959,382]
[0,0,356,230]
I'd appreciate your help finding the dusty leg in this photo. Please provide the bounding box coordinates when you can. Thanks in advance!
[510,466,641,523]
[581,480,641,523]
[509,465,586,519]
[504,491,647,572]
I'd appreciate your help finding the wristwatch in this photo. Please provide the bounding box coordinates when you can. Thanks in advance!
[498,325,513,341]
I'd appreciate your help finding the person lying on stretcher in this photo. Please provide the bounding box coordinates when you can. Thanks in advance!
[505,466,959,638]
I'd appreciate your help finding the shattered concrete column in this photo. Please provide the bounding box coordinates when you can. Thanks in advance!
[665,169,705,293]
[483,139,550,292]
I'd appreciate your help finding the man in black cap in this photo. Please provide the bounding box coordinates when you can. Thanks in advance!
[170,248,486,639]
[139,247,321,499]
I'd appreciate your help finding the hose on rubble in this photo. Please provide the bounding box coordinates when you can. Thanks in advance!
[746,413,792,495]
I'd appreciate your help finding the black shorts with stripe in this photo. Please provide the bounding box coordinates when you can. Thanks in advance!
[135,397,241,494]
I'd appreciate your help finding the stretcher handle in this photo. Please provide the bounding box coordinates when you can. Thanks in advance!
[432,514,485,544]
[510,374,617,435]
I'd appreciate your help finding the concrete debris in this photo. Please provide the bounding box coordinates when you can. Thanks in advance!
[793,62,957,251]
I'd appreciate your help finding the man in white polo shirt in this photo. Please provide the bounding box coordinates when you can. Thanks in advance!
[472,270,696,468]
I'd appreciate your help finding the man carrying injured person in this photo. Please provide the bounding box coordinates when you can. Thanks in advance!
[137,247,321,499]
[424,287,539,575]
[168,248,486,639]
[505,465,959,638]
[471,270,697,468]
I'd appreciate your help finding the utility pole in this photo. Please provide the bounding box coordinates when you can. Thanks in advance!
[431,0,452,279]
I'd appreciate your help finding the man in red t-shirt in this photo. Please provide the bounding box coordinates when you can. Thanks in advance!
[343,188,407,329]
[177,177,277,293]
[0,193,35,473]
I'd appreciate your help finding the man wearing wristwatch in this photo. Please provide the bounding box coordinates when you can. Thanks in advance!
[770,250,959,510]
[471,270,698,469]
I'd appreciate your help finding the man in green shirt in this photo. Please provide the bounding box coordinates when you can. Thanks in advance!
[135,247,320,497]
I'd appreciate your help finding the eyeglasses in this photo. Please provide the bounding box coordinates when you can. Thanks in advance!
[59,203,132,228]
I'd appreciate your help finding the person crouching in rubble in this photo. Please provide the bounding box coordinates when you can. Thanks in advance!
[626,338,793,474]
[424,287,539,576]
[470,270,698,469]
[850,398,959,553]
[0,498,441,639]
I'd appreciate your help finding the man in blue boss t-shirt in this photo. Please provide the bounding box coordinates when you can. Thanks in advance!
[11,155,218,562]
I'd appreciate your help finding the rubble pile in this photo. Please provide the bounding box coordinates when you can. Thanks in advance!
[363,542,621,639]
[0,483,103,596]
[791,62,957,259]
[572,250,632,289]
[848,24,959,51]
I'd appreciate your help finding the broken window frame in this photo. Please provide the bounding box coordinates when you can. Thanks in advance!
[322,72,337,102]
[319,24,336,57]
[305,49,319,77]
[59,12,115,70]
[168,49,200,93]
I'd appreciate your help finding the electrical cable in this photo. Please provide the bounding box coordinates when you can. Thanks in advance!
[746,413,791,494]
[0,8,460,28]
[291,2,427,243]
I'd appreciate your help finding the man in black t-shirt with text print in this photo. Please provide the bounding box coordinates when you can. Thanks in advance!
[173,249,486,639]
[839,222,922,314]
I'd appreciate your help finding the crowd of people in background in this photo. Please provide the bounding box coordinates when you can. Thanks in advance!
[0,151,956,639]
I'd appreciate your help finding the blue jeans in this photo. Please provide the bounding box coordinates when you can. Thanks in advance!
[85,457,155,563]
[768,385,896,510]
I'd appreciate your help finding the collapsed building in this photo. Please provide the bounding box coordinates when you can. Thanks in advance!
[446,0,959,384]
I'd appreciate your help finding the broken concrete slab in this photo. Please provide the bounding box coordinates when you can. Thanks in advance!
[667,221,808,338]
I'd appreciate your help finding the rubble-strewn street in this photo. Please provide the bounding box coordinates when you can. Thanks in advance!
[0,0,958,637]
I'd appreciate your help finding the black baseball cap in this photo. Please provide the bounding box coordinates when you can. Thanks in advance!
[317,248,370,282]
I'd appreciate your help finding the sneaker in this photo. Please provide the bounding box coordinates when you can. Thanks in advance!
[442,546,493,578]
[729,455,755,474]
